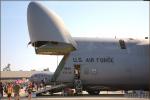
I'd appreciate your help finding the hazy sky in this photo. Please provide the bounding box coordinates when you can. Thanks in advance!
[1,1,149,72]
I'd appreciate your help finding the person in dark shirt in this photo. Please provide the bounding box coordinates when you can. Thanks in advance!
[27,82,33,100]
[0,82,3,97]
[13,82,21,100]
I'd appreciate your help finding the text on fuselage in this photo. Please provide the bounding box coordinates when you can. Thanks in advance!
[73,57,114,63]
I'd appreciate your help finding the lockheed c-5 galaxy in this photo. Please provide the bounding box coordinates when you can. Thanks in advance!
[27,2,150,95]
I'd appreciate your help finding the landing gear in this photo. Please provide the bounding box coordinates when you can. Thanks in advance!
[87,90,100,95]
[74,79,82,95]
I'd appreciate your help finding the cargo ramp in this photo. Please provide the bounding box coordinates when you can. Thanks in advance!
[34,84,71,96]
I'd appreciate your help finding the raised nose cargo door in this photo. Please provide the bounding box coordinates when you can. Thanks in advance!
[27,2,77,55]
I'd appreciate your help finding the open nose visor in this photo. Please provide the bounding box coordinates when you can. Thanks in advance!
[32,41,76,55]
[27,2,77,55]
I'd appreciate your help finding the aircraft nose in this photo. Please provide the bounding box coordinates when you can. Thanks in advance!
[27,2,77,55]
[27,1,69,43]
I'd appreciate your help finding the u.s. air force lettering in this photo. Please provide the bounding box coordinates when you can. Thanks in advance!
[73,57,114,63]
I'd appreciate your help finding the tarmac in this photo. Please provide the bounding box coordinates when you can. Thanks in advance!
[1,96,150,100]
[1,94,150,100]
[1,90,150,100]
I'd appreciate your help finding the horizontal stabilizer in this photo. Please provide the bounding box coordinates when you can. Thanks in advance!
[27,2,76,55]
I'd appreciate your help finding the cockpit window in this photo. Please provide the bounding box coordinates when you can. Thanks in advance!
[119,40,126,49]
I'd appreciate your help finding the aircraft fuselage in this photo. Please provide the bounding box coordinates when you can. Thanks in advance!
[55,38,150,91]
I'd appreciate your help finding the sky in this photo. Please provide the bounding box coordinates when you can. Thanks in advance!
[1,1,149,72]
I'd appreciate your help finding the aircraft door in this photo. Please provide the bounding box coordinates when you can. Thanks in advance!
[74,64,83,94]
[74,64,81,79]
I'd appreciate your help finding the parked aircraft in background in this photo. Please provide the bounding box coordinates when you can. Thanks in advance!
[30,72,53,85]
[27,2,150,95]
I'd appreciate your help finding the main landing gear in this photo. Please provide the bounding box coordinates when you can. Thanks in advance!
[87,90,100,95]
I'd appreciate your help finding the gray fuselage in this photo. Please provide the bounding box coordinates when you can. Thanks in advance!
[55,37,150,90]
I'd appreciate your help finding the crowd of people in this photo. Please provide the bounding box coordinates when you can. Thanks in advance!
[0,80,46,100]
[0,81,22,100]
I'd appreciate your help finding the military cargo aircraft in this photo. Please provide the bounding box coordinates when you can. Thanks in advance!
[27,2,150,95]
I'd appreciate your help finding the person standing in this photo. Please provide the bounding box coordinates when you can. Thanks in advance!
[13,82,21,100]
[7,83,13,100]
[0,82,3,97]
[43,78,46,89]
[27,82,33,100]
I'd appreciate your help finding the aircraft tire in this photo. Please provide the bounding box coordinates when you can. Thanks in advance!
[87,90,100,95]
